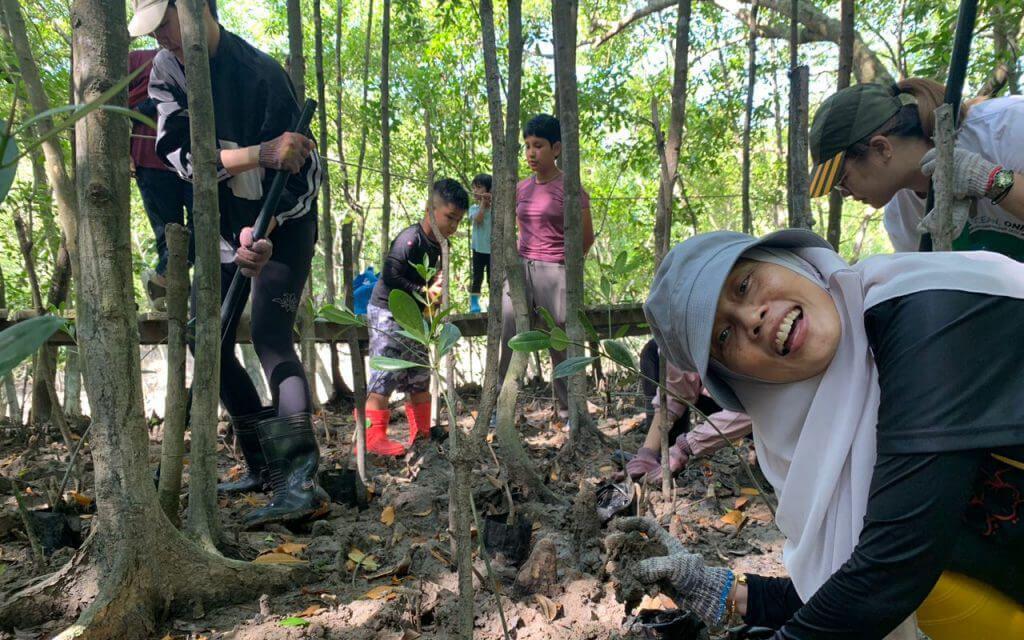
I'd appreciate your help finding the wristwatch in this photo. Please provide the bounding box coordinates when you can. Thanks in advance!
[990,168,1015,204]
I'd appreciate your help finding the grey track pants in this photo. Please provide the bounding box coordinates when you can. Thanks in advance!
[498,259,568,412]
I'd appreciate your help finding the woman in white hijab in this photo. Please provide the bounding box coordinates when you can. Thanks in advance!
[618,229,1024,639]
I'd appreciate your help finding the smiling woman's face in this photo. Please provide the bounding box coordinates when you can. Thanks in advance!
[710,260,841,383]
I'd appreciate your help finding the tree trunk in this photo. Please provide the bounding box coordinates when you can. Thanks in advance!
[379,0,392,266]
[355,0,375,202]
[787,66,813,230]
[287,0,319,409]
[158,224,190,526]
[0,3,297,635]
[552,0,599,448]
[480,0,560,504]
[826,0,853,248]
[741,3,759,235]
[240,343,271,404]
[337,0,368,481]
[0,263,20,424]
[179,0,223,551]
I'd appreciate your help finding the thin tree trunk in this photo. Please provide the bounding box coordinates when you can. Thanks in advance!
[481,0,559,503]
[337,0,368,482]
[240,343,271,404]
[158,224,190,526]
[379,0,392,266]
[552,0,598,447]
[179,0,223,552]
[787,0,813,229]
[63,339,83,418]
[741,4,759,235]
[355,0,375,202]
[286,0,319,409]
[826,0,854,248]
[0,265,18,423]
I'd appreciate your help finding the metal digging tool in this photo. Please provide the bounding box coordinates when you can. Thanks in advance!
[154,98,317,485]
[917,0,978,252]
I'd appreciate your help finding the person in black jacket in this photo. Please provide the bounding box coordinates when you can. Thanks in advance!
[359,179,467,457]
[623,230,1024,639]
[130,0,326,527]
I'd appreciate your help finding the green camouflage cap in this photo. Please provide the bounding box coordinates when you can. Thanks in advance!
[808,83,916,197]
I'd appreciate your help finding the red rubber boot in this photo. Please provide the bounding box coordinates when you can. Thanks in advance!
[359,408,406,457]
[404,401,432,446]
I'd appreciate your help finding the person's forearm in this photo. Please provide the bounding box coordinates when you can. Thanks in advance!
[688,411,753,457]
[729,581,749,617]
[220,145,260,176]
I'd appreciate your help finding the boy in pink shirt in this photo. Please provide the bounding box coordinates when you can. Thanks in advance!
[498,114,595,416]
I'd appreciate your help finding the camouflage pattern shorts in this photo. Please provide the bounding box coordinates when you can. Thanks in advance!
[366,303,431,397]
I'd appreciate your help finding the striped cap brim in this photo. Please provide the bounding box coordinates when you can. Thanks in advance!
[809,150,845,198]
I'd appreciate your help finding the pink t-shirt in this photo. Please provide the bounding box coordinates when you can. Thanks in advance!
[516,174,591,263]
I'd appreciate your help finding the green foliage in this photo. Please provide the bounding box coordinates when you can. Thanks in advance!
[602,339,635,370]
[507,330,550,352]
[369,356,425,371]
[317,303,364,326]
[552,356,597,379]
[0,315,65,378]
[0,121,17,207]
[436,322,461,358]
[388,289,427,343]
[278,617,310,628]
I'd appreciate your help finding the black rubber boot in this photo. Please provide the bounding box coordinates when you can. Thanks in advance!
[244,413,330,528]
[217,407,276,494]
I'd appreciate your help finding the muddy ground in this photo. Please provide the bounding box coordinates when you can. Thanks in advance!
[0,378,784,639]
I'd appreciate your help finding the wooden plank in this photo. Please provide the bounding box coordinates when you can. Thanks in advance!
[0,303,651,345]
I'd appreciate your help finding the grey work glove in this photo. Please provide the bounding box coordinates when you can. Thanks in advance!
[920,146,1003,200]
[611,516,733,628]
[258,131,315,174]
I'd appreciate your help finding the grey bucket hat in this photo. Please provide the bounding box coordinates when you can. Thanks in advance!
[643,229,832,411]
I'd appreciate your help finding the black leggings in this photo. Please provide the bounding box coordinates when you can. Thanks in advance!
[192,213,316,419]
[470,250,490,294]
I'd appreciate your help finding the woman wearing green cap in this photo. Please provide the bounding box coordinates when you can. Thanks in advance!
[612,229,1024,639]
[808,79,1024,257]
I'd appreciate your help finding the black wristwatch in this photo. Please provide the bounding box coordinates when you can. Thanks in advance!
[991,168,1015,205]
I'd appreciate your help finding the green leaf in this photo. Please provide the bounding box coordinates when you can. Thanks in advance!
[552,356,597,379]
[437,322,461,357]
[600,275,613,300]
[536,306,557,331]
[0,316,66,378]
[388,289,427,340]
[0,120,17,206]
[614,324,631,339]
[279,617,309,627]
[577,310,599,342]
[507,330,550,353]
[14,66,147,162]
[603,339,636,370]
[549,326,569,351]
[396,329,428,345]
[613,250,628,275]
[369,356,425,371]
[318,303,365,327]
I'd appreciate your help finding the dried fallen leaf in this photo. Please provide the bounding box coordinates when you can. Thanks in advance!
[227,465,243,482]
[253,552,307,565]
[348,549,380,571]
[297,604,325,617]
[412,508,433,517]
[720,510,746,527]
[734,496,750,510]
[363,585,398,600]
[367,534,384,543]
[740,487,761,496]
[68,491,93,508]
[237,494,265,507]
[274,542,307,555]
[381,505,396,526]
[636,593,676,612]
[534,594,562,621]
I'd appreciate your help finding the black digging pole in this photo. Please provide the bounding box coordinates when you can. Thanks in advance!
[918,0,978,252]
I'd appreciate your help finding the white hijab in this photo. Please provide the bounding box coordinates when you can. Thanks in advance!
[721,247,1024,601]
